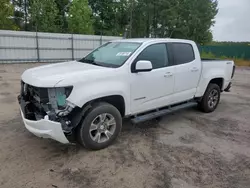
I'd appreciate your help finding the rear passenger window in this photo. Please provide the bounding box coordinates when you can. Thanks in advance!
[172,43,195,65]
[135,43,168,69]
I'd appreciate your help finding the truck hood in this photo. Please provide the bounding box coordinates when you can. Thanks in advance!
[21,61,112,87]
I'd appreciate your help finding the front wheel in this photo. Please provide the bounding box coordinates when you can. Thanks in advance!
[77,102,122,150]
[199,83,221,113]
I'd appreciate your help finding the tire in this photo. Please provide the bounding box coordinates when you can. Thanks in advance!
[77,102,122,150]
[199,83,221,113]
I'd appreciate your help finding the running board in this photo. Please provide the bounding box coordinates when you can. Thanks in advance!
[131,102,197,124]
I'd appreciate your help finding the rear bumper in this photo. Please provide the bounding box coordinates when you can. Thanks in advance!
[224,82,232,92]
[224,65,235,92]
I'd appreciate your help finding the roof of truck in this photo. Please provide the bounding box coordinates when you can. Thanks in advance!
[112,38,194,44]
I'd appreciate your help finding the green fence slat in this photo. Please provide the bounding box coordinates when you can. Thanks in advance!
[200,46,250,60]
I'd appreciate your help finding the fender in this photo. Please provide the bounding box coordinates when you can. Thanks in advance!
[195,69,225,97]
[66,79,131,115]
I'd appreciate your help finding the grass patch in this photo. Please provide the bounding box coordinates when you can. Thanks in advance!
[234,59,250,67]
[201,51,250,66]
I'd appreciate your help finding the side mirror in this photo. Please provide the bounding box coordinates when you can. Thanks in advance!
[134,60,153,73]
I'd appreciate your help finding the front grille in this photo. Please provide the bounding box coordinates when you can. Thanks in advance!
[27,84,49,104]
[21,81,50,119]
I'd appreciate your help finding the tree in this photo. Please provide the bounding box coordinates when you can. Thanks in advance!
[129,0,218,44]
[30,0,61,32]
[5,0,218,43]
[0,0,18,30]
[11,0,28,30]
[173,0,218,44]
[67,0,93,34]
[89,0,129,36]
[54,0,71,32]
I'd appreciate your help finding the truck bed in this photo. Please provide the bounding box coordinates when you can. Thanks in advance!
[200,58,235,90]
[201,58,232,62]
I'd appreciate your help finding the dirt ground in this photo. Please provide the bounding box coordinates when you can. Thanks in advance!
[0,64,250,188]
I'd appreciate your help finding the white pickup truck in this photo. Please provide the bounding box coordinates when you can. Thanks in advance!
[18,38,235,150]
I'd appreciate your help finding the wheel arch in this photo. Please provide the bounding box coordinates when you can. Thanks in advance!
[87,95,126,117]
[70,95,126,131]
[208,77,224,91]
[195,77,224,100]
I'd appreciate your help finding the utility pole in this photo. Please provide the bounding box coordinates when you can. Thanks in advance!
[124,26,129,39]
[24,0,28,31]
[146,8,150,37]
[63,1,72,32]
[129,0,133,38]
[153,1,156,37]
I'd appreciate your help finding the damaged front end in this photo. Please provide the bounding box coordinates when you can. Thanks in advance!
[18,81,78,142]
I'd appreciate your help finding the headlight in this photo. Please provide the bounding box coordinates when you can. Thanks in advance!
[64,86,73,98]
[56,86,73,107]
[48,86,73,109]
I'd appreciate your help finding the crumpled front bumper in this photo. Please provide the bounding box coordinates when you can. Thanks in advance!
[20,109,69,144]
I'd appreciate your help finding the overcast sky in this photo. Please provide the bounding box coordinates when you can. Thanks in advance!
[212,0,250,42]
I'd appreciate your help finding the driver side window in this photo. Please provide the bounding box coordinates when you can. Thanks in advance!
[135,43,169,69]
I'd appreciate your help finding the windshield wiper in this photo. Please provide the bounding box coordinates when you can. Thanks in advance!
[78,58,117,68]
[78,58,103,67]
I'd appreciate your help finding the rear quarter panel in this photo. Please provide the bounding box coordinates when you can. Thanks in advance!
[195,60,234,97]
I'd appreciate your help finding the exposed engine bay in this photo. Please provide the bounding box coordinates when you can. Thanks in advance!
[18,81,76,134]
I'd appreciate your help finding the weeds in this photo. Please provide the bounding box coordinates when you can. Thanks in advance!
[200,51,250,66]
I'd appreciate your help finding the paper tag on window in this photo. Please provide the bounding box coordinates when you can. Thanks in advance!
[116,52,132,56]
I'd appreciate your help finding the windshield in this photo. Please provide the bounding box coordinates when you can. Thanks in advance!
[79,42,141,67]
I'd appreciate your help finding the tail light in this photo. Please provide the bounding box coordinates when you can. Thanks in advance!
[231,66,235,78]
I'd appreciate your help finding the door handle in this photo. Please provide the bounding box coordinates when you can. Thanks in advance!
[164,72,173,78]
[191,67,199,72]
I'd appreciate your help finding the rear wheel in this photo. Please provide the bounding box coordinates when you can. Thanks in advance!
[77,102,122,150]
[199,83,221,113]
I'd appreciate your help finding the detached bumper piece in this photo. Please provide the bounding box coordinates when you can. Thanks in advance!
[18,81,77,143]
[18,95,69,143]
[20,108,69,144]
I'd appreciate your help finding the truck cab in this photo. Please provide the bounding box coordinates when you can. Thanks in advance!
[18,38,235,150]
[129,39,202,113]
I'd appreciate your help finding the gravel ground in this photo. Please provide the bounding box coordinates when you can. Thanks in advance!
[0,64,250,188]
